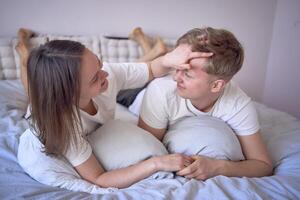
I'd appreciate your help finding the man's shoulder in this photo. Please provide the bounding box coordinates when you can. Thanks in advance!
[214,81,252,115]
[223,81,250,103]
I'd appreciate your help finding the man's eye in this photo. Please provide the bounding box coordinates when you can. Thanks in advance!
[185,72,193,78]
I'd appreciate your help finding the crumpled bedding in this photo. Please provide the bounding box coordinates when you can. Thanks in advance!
[1,80,300,199]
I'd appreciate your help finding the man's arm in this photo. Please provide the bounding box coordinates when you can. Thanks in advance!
[177,130,273,179]
[138,117,166,141]
[219,130,273,177]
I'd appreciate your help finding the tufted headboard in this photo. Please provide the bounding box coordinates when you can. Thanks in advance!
[0,35,176,80]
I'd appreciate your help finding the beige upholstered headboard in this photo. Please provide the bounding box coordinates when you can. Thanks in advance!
[0,35,176,80]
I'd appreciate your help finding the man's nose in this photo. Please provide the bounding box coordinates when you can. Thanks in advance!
[173,70,183,81]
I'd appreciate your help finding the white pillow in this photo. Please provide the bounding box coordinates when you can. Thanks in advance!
[163,116,245,161]
[88,119,168,171]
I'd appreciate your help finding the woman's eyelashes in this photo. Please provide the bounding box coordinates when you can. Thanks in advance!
[90,71,100,85]
[93,75,99,83]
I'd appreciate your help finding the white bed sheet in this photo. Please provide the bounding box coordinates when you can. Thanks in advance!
[0,79,300,200]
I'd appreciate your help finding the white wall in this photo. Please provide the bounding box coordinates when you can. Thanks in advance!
[263,0,300,119]
[3,0,298,119]
[0,0,276,101]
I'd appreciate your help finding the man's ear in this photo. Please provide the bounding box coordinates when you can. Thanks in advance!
[211,79,226,93]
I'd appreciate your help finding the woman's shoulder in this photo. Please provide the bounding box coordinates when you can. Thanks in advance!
[19,128,43,149]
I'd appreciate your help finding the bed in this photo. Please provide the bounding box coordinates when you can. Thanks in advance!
[0,35,300,199]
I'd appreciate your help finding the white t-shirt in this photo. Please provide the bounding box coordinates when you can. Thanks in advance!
[22,62,149,167]
[140,75,259,136]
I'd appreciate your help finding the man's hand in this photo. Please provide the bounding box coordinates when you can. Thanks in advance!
[176,155,222,180]
[162,44,213,70]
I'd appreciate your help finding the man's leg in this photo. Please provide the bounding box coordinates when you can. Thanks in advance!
[117,28,166,107]
[15,28,34,95]
[137,37,168,62]
[129,27,152,55]
[129,27,168,62]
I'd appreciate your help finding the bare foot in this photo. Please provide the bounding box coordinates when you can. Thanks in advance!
[129,27,152,54]
[18,28,35,44]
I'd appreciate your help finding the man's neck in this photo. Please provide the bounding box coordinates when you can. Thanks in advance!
[190,93,221,113]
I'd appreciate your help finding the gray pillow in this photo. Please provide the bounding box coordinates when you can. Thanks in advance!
[88,119,168,171]
[163,116,245,161]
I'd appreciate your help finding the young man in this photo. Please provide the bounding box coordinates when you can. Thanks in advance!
[138,27,273,180]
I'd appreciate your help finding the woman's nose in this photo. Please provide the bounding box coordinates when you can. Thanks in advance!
[100,70,108,78]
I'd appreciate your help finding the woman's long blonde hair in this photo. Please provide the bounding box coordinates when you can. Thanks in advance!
[27,40,85,156]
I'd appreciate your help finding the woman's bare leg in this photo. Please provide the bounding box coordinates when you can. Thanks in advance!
[15,28,34,94]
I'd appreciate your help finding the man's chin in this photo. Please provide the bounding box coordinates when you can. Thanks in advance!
[176,88,188,98]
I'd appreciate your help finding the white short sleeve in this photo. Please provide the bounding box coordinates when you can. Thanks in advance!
[227,101,260,136]
[140,80,169,129]
[64,136,93,167]
[104,62,149,92]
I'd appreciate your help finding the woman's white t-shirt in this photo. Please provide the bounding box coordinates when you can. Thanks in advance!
[21,62,149,167]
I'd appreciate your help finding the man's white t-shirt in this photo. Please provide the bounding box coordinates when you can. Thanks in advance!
[21,62,149,167]
[140,75,260,136]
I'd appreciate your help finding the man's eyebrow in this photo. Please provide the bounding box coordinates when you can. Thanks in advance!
[184,68,193,74]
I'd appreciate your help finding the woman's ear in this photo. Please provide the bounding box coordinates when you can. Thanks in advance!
[211,79,226,93]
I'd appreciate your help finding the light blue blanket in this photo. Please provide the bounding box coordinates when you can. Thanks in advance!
[1,80,300,199]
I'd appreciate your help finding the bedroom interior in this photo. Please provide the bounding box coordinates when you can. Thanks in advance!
[0,0,299,199]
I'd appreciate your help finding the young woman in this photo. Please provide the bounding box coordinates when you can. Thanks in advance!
[16,29,212,188]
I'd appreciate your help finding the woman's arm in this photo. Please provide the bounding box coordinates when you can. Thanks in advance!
[176,131,273,180]
[75,152,193,188]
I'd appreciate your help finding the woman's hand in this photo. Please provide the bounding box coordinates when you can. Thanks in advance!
[161,44,213,70]
[148,44,213,80]
[152,153,194,172]
[176,155,222,180]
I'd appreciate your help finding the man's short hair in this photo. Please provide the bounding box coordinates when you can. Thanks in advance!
[177,27,244,80]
